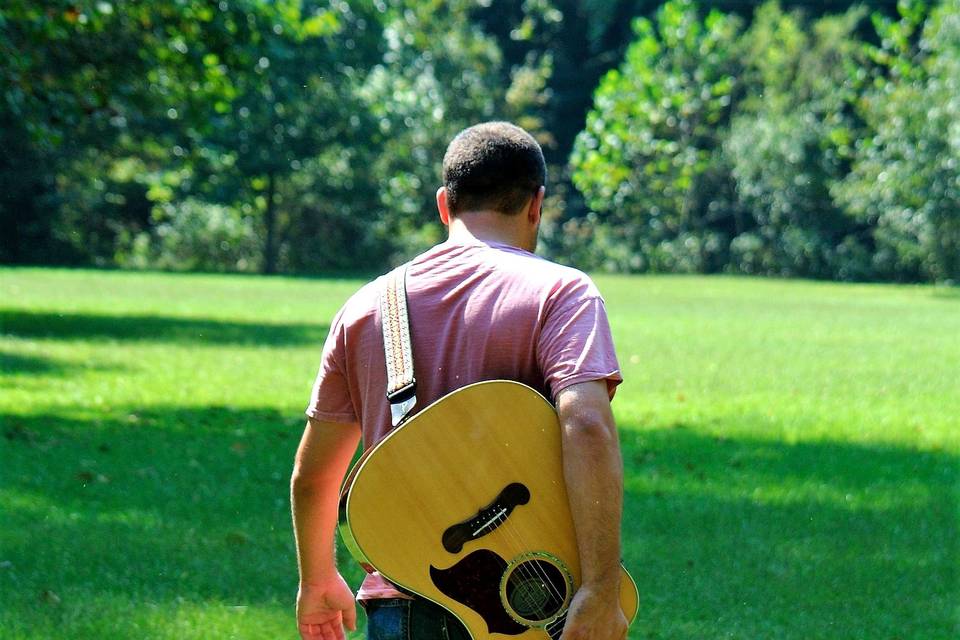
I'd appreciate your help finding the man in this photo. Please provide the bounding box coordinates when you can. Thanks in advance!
[291,122,628,640]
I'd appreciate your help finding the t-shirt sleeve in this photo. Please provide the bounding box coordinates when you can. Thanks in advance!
[537,282,623,401]
[305,307,359,423]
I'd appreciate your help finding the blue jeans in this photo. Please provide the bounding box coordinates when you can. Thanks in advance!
[363,598,471,640]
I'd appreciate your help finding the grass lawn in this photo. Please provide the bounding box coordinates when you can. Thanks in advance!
[1,267,957,639]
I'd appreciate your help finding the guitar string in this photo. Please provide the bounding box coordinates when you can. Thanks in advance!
[499,512,568,632]
[482,480,570,622]
[462,442,569,627]
[450,485,574,635]
[489,510,554,624]
[489,509,547,600]
[545,611,568,640]
[468,482,557,618]
[495,492,569,610]
[506,513,568,621]
[492,508,567,624]
[478,508,548,622]
[448,480,557,625]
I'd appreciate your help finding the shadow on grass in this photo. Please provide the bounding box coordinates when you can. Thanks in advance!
[1,410,957,639]
[0,407,327,639]
[0,310,328,346]
[931,286,960,301]
[0,351,72,375]
[618,423,958,639]
[0,351,127,380]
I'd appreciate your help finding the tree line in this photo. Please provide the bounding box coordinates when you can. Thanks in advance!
[570,0,960,282]
[2,0,956,282]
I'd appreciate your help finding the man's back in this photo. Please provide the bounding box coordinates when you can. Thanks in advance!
[307,238,621,450]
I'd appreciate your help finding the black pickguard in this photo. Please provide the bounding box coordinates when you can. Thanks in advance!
[430,549,527,635]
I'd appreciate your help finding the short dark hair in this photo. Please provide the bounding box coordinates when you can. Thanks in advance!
[442,122,546,215]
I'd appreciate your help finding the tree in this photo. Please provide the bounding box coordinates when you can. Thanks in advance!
[725,2,873,280]
[356,0,551,262]
[0,0,154,263]
[1,1,383,273]
[834,0,960,282]
[116,0,384,274]
[570,0,744,272]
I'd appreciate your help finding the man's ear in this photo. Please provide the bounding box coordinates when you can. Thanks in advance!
[437,186,451,226]
[527,186,546,225]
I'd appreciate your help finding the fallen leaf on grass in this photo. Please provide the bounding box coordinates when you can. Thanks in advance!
[225,531,249,546]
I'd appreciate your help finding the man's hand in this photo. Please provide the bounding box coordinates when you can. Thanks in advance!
[291,418,361,639]
[296,573,357,640]
[559,583,628,640]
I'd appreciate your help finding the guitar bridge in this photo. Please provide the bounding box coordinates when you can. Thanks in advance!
[441,482,530,554]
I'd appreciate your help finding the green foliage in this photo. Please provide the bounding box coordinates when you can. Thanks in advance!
[0,0,151,263]
[726,4,872,280]
[358,0,551,260]
[570,0,960,282]
[834,0,960,282]
[1,0,955,282]
[570,0,744,272]
[172,0,383,273]
[279,147,392,273]
[118,199,260,272]
[0,0,547,273]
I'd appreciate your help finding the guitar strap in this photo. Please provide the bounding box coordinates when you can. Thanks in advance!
[380,262,417,426]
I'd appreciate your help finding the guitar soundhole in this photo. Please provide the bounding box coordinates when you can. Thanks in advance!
[504,559,568,625]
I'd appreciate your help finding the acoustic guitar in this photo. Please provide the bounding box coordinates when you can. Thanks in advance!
[338,380,639,639]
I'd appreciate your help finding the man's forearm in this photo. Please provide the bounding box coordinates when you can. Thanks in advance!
[562,423,624,588]
[557,383,624,591]
[290,419,361,585]
[291,475,345,583]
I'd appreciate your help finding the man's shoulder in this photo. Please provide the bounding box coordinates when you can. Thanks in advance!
[526,256,603,301]
[362,241,604,309]
[460,241,598,289]
[331,276,384,328]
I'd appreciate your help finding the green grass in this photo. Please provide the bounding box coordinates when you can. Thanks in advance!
[1,267,957,639]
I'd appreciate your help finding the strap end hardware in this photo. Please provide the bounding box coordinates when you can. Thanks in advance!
[389,395,417,427]
[386,380,417,404]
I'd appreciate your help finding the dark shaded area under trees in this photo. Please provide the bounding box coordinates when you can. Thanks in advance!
[3,0,956,282]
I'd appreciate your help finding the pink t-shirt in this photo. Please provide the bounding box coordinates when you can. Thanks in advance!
[306,238,622,600]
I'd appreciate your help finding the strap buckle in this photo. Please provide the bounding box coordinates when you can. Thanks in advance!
[388,381,417,425]
[386,380,417,404]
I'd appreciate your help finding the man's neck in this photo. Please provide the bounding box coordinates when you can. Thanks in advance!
[446,212,533,252]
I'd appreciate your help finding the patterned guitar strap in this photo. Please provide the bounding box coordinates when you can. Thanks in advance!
[380,263,417,426]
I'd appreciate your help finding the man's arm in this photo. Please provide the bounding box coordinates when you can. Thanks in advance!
[555,380,628,640]
[290,417,362,640]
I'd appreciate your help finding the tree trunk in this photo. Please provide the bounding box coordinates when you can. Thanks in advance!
[263,171,277,275]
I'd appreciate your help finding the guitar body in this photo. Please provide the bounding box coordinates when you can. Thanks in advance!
[339,380,639,639]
